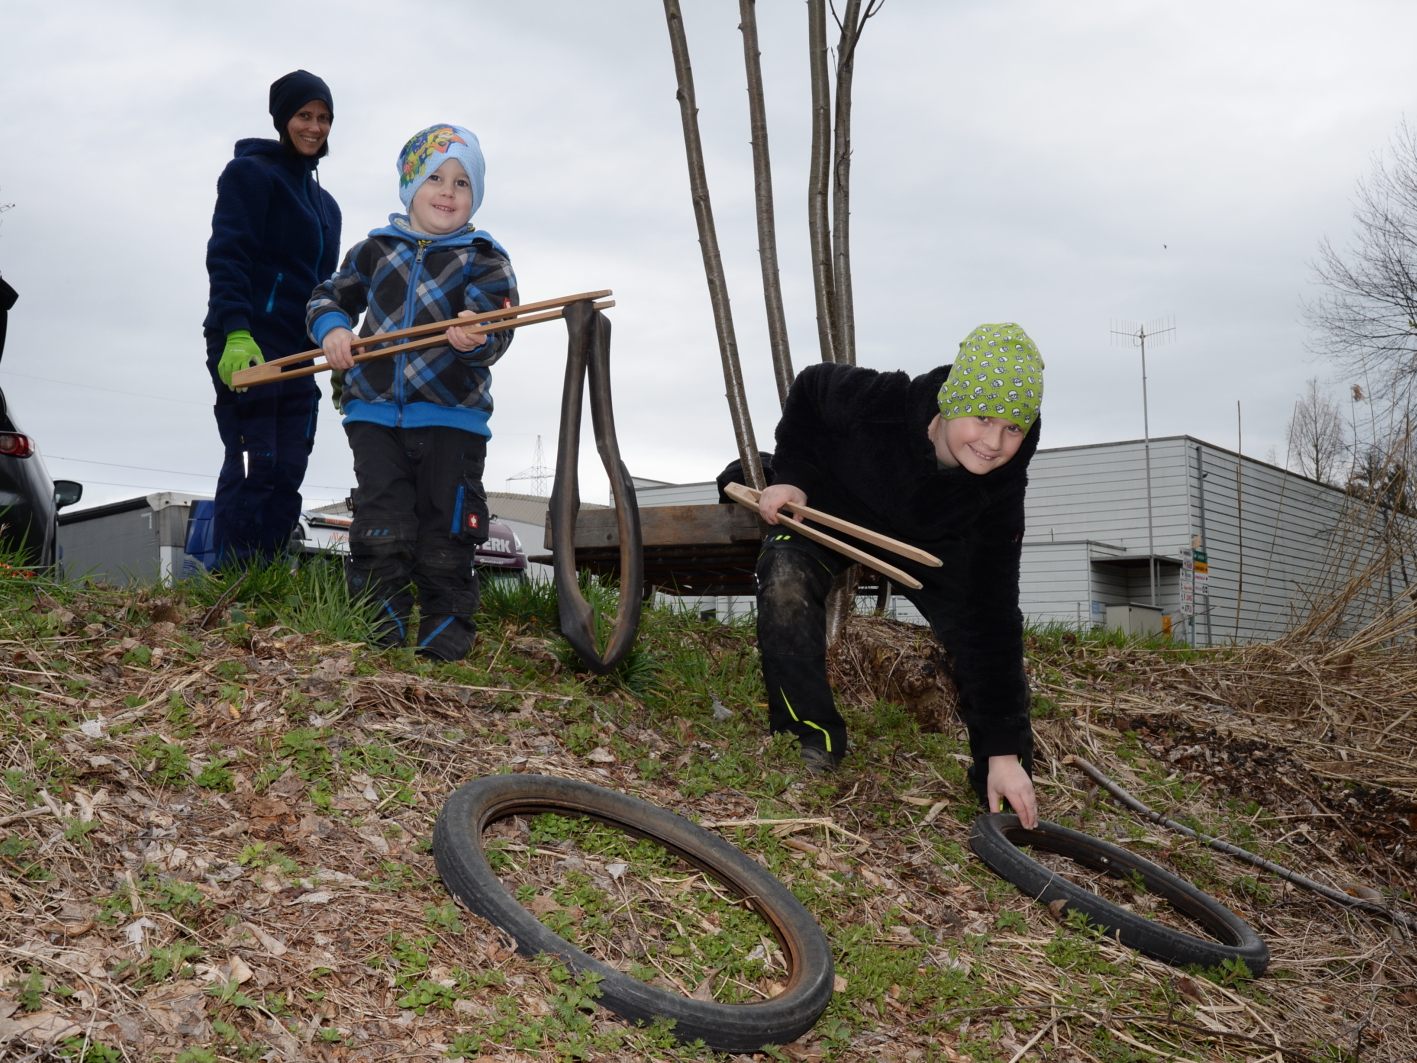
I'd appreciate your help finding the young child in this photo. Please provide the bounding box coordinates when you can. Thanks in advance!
[306,124,518,661]
[754,323,1045,826]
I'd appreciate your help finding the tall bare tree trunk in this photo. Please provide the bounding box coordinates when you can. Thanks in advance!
[806,0,839,365]
[663,0,764,489]
[829,0,881,367]
[739,0,794,409]
[819,1,882,638]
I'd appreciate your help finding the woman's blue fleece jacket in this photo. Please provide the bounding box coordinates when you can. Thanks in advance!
[203,138,341,374]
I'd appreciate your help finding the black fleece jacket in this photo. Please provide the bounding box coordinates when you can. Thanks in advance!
[769,361,1041,759]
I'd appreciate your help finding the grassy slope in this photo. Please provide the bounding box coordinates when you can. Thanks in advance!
[0,558,1413,1062]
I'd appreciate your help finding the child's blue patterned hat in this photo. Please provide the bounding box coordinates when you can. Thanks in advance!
[397,124,486,216]
[937,323,1044,432]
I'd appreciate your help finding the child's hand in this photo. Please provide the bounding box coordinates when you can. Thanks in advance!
[448,310,489,353]
[758,483,808,525]
[986,755,1038,828]
[322,327,356,370]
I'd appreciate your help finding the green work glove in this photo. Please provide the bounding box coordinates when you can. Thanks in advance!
[218,329,264,390]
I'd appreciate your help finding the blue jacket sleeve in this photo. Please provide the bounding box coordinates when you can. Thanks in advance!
[306,241,369,343]
[459,240,520,367]
[205,157,272,338]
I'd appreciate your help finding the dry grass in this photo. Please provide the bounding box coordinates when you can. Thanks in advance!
[0,577,1412,1061]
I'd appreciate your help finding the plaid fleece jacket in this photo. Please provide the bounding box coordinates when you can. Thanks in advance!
[306,219,518,436]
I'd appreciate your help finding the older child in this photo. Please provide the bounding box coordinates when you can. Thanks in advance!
[307,124,518,661]
[754,323,1045,826]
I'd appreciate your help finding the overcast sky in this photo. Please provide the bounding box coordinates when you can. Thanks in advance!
[3,0,1414,513]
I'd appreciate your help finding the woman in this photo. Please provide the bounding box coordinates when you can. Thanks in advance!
[202,69,341,568]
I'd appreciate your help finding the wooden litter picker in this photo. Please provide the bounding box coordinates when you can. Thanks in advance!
[231,290,614,388]
[722,481,940,591]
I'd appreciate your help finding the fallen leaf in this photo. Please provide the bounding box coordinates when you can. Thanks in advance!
[0,1010,83,1043]
[239,922,288,957]
[124,916,159,948]
[1174,974,1205,1002]
[225,955,254,984]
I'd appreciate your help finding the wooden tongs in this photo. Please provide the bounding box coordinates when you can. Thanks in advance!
[722,481,941,591]
[231,289,615,388]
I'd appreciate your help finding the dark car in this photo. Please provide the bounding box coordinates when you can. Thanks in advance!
[0,278,84,570]
[0,393,83,569]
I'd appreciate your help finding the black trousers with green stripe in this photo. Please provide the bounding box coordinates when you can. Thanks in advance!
[754,528,1034,799]
[754,530,853,763]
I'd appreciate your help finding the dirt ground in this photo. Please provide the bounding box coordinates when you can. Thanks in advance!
[833,618,1416,879]
[1,595,1414,1061]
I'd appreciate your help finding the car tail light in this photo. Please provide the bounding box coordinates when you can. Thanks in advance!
[0,432,34,458]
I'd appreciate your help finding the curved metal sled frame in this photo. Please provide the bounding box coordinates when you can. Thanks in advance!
[548,300,644,672]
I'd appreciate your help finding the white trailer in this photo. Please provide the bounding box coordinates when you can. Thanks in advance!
[57,492,207,585]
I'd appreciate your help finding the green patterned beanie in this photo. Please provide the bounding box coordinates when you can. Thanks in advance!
[936,322,1044,432]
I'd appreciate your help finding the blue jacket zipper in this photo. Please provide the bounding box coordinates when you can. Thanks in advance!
[395,242,431,425]
[305,171,326,277]
[264,272,284,314]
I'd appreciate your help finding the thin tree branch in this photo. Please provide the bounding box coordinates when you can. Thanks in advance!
[663,0,764,488]
[1064,754,1417,932]
[806,0,838,364]
[739,0,794,407]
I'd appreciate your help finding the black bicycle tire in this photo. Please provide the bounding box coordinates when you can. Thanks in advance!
[432,774,835,1051]
[969,814,1270,975]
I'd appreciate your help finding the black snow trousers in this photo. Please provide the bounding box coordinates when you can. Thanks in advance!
[344,423,489,661]
[754,527,1033,803]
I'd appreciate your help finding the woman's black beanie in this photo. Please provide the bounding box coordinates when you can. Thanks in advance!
[269,69,334,132]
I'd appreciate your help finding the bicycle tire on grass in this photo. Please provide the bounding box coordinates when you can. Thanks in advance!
[432,774,835,1051]
[969,813,1269,976]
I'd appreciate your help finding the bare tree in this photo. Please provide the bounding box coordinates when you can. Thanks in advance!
[827,0,882,367]
[739,1,794,407]
[806,0,882,368]
[1286,377,1348,484]
[663,0,765,490]
[806,0,839,365]
[1308,119,1417,417]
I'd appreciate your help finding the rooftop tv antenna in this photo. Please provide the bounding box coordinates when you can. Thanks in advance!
[1110,316,1176,608]
[506,435,552,497]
